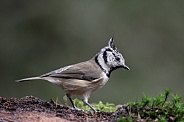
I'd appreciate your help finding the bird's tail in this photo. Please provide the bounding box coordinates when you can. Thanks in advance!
[15,77,42,82]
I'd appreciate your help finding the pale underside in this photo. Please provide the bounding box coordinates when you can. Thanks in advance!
[44,71,109,99]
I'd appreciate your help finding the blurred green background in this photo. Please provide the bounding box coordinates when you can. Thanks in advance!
[0,1,184,104]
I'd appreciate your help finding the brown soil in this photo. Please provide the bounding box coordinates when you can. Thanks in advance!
[0,96,127,122]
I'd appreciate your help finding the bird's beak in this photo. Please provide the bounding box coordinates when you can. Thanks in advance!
[122,64,130,70]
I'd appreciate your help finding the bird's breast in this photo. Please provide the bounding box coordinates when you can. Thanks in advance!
[91,72,109,91]
[100,72,109,87]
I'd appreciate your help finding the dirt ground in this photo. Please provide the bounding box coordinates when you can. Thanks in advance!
[0,96,127,122]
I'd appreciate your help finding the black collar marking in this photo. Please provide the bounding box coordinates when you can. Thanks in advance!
[95,55,110,77]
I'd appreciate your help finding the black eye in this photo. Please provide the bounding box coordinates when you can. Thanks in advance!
[116,57,120,61]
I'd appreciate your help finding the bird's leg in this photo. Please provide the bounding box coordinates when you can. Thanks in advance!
[66,94,80,110]
[82,99,97,112]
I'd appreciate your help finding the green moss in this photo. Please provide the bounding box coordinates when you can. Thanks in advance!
[73,99,117,112]
[73,89,184,121]
[125,89,184,121]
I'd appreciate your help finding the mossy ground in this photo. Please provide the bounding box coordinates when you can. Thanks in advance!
[0,89,184,121]
[73,89,184,121]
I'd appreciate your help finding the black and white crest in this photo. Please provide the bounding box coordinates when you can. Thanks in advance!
[95,37,129,77]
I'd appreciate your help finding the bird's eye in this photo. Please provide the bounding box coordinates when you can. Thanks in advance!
[116,57,120,61]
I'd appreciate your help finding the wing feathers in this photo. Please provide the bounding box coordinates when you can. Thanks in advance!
[49,73,98,81]
[41,59,102,82]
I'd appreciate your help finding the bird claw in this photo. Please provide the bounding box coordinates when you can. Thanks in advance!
[70,107,83,111]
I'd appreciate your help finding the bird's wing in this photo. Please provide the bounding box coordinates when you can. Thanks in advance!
[40,61,101,82]
[47,72,98,81]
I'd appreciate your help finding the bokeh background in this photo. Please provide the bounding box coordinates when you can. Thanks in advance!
[0,1,184,104]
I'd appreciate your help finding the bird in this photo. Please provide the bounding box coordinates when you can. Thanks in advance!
[16,37,129,112]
